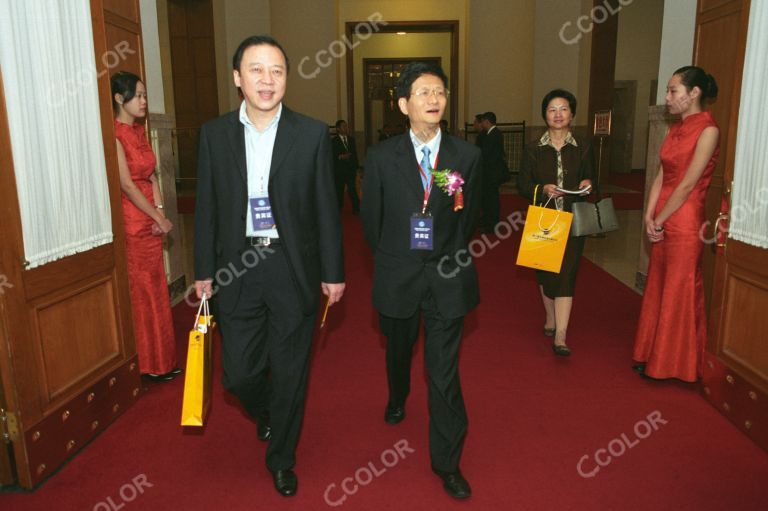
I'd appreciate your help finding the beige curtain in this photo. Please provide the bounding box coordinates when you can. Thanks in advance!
[730,0,768,249]
[0,0,113,268]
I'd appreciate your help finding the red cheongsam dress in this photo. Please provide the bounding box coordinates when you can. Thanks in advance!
[633,111,719,382]
[115,120,176,375]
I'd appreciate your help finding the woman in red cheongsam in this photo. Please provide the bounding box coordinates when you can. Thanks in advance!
[633,66,720,382]
[111,71,178,381]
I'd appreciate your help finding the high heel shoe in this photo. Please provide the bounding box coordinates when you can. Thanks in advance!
[543,327,556,337]
[552,343,571,356]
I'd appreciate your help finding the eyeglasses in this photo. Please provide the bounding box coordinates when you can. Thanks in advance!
[412,87,450,99]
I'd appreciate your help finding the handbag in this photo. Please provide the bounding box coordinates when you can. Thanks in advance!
[570,193,619,236]
[516,185,573,273]
[180,294,215,427]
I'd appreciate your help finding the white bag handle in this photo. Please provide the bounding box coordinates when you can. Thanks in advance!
[538,195,562,233]
[194,293,210,333]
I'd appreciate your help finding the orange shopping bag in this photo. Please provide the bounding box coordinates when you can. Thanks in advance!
[180,294,214,426]
[516,190,573,274]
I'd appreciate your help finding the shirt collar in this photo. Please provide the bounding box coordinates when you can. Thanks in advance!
[239,101,282,131]
[409,127,442,156]
[538,130,578,148]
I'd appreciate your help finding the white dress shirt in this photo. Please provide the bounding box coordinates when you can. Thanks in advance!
[240,101,281,237]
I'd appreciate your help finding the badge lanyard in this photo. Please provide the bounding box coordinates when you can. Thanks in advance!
[417,154,439,215]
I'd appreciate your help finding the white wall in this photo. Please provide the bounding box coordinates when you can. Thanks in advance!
[212,0,271,114]
[655,0,697,103]
[531,0,584,123]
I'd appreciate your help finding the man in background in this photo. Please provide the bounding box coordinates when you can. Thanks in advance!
[331,119,360,214]
[478,111,509,232]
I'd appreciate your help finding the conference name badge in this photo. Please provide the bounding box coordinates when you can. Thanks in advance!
[410,213,433,250]
[249,196,275,230]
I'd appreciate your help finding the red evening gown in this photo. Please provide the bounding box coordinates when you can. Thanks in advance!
[633,111,719,382]
[115,120,176,375]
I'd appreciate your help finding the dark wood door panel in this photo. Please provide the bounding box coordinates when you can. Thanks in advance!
[34,277,122,402]
[104,24,143,76]
[103,0,139,23]
[23,244,114,301]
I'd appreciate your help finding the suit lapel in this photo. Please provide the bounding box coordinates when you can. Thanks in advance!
[395,134,428,205]
[426,134,458,210]
[269,106,299,181]
[227,112,247,183]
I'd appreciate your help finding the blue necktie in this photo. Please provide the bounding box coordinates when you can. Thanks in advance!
[420,146,432,190]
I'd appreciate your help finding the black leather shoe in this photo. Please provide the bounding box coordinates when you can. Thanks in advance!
[434,469,471,499]
[384,405,405,425]
[271,469,297,497]
[142,372,175,382]
[632,363,646,373]
[256,414,271,441]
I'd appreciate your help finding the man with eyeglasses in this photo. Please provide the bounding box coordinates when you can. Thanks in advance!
[361,61,481,499]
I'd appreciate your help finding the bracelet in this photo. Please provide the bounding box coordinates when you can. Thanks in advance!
[155,204,164,210]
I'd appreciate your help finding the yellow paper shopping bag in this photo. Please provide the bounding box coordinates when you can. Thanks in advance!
[516,193,573,274]
[181,295,214,426]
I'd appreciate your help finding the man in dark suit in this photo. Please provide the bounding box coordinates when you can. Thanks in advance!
[361,61,481,499]
[473,113,485,149]
[478,111,509,232]
[331,119,359,213]
[193,35,345,497]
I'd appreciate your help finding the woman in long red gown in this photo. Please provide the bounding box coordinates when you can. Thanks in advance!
[111,71,179,381]
[633,66,720,382]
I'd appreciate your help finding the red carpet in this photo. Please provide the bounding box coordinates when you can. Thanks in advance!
[3,195,767,510]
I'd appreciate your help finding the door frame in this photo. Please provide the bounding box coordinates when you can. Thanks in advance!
[362,57,442,147]
[345,20,459,139]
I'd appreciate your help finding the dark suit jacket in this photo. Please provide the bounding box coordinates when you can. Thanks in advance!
[361,134,482,319]
[194,106,344,315]
[331,135,359,176]
[517,135,594,212]
[481,127,509,186]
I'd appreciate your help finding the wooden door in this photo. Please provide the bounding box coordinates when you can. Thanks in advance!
[0,0,142,488]
[168,0,219,194]
[695,0,768,451]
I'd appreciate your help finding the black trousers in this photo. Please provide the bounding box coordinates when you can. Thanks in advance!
[380,292,468,473]
[217,244,316,472]
[335,169,359,212]
[480,181,500,229]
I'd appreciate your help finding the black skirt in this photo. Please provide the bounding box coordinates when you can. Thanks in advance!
[536,234,585,298]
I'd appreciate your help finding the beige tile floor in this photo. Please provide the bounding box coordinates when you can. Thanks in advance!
[582,209,643,294]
